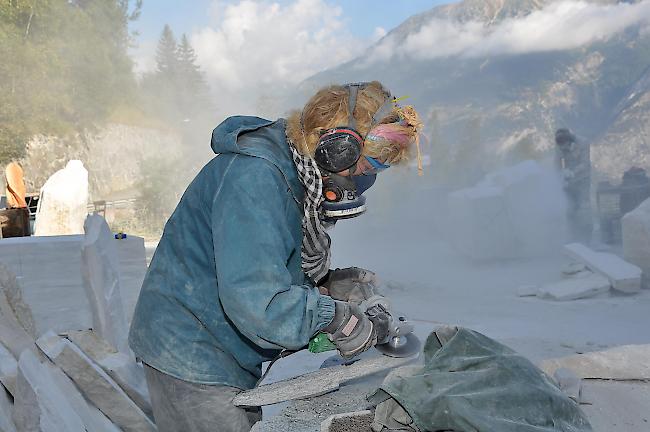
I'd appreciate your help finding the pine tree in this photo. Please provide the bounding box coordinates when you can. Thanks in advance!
[176,34,211,118]
[155,25,178,78]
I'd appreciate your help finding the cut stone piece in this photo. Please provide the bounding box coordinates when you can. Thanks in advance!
[622,197,650,289]
[13,349,87,432]
[320,410,373,432]
[0,343,17,396]
[36,331,155,432]
[0,235,93,336]
[564,243,642,293]
[0,381,16,432]
[67,329,151,418]
[114,235,146,324]
[539,344,650,380]
[82,215,129,353]
[33,160,89,237]
[234,353,417,407]
[537,273,610,301]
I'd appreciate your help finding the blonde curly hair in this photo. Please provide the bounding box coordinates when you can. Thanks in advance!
[286,81,422,168]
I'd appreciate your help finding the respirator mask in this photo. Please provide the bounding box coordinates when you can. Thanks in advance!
[309,83,393,221]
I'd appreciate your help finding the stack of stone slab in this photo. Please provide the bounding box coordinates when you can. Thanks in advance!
[622,197,650,289]
[518,242,643,301]
[0,215,154,431]
[447,160,567,261]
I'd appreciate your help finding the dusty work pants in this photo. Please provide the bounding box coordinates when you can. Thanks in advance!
[144,364,262,432]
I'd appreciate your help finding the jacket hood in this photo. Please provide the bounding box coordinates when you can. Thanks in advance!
[210,115,303,202]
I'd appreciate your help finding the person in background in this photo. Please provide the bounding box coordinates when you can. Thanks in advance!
[128,81,422,432]
[554,128,592,243]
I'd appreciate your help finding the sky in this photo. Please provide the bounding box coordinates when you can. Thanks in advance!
[130,0,450,74]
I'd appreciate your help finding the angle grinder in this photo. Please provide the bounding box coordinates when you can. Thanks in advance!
[361,294,421,358]
[309,294,420,358]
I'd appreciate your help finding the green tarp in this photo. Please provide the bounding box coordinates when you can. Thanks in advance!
[369,327,592,432]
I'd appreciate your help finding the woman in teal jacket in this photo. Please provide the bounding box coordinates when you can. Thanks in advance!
[128,82,421,431]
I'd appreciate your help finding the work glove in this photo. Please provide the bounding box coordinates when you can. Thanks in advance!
[323,301,391,359]
[321,267,378,303]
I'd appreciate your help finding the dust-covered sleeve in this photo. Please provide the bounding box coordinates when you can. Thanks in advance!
[211,155,335,350]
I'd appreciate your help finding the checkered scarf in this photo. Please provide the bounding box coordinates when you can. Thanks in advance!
[288,144,331,285]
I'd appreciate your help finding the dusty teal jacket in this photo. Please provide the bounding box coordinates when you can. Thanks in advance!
[128,116,336,389]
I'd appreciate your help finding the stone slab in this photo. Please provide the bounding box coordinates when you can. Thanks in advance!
[45,353,122,432]
[36,331,155,432]
[320,410,373,432]
[0,380,16,432]
[251,376,379,432]
[622,197,650,288]
[234,353,418,407]
[0,236,93,336]
[13,349,88,432]
[82,215,129,353]
[539,344,650,380]
[68,330,151,417]
[115,235,146,324]
[0,343,17,396]
[564,243,642,293]
[537,273,611,301]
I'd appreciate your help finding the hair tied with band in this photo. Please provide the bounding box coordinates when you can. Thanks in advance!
[365,103,424,176]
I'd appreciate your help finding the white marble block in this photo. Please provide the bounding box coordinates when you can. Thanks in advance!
[36,332,156,432]
[564,243,642,293]
[447,160,567,260]
[622,197,650,288]
[82,215,129,353]
[34,160,89,237]
[0,236,92,336]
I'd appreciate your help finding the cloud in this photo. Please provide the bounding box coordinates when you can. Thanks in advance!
[369,0,650,62]
[189,0,371,116]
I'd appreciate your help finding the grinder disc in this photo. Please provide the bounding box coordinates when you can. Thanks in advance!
[374,333,421,358]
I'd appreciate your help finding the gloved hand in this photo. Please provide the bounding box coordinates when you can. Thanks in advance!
[323,301,388,359]
[320,267,378,303]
